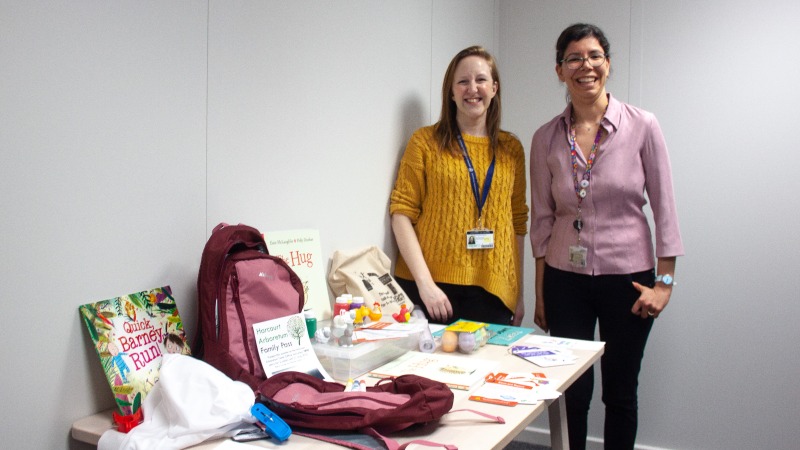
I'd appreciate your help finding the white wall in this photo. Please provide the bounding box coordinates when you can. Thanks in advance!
[635,1,800,448]
[1,1,798,450]
[1,1,208,449]
[501,0,800,449]
[1,1,497,449]
[205,0,499,258]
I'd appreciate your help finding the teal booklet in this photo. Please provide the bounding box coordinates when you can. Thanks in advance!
[432,319,534,346]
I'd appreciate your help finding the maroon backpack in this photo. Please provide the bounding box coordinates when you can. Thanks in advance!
[256,372,504,450]
[194,223,304,390]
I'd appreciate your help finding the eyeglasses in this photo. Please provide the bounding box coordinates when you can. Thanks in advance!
[560,54,607,70]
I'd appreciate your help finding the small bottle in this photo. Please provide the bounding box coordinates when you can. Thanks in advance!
[333,296,350,317]
[304,308,317,339]
[350,296,364,310]
[411,309,435,353]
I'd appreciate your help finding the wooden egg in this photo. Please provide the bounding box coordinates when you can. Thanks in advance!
[457,331,476,353]
[441,330,458,352]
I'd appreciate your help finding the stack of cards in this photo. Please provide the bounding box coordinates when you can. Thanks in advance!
[469,372,561,406]
[510,345,578,367]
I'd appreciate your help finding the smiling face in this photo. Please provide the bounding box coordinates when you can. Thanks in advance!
[556,37,610,104]
[450,55,498,130]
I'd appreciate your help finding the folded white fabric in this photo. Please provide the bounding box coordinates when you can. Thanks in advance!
[98,353,255,450]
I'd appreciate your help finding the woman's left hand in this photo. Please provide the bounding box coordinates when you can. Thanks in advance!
[631,282,671,319]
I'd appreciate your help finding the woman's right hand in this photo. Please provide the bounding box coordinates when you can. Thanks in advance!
[533,257,548,332]
[534,295,548,332]
[418,281,452,323]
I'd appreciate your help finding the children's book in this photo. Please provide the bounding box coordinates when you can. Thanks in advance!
[263,229,332,320]
[78,286,191,415]
[483,323,534,346]
[368,351,497,391]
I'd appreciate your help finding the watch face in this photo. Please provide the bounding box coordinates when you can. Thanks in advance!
[662,274,673,285]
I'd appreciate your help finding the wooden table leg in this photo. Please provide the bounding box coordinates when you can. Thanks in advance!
[547,396,569,450]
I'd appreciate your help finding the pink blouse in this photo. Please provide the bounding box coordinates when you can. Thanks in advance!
[530,94,684,275]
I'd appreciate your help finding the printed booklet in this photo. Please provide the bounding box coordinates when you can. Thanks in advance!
[263,229,332,320]
[369,351,497,391]
[469,371,561,406]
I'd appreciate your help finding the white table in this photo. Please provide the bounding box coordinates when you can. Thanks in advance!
[72,338,603,450]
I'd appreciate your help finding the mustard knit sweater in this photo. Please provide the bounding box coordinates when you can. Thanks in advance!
[389,125,529,312]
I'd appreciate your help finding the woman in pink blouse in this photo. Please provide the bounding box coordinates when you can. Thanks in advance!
[530,23,684,450]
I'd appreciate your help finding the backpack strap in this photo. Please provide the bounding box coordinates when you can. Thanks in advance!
[446,408,506,424]
[294,427,461,450]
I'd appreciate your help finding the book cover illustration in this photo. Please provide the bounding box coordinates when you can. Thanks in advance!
[263,229,332,320]
[79,286,191,415]
[369,350,497,391]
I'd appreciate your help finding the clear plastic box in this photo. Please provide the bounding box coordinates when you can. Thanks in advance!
[312,319,428,381]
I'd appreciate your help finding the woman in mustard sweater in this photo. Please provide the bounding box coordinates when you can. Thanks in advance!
[389,46,528,326]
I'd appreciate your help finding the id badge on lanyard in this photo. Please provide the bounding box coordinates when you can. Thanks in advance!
[567,114,604,268]
[457,133,495,250]
[467,222,495,250]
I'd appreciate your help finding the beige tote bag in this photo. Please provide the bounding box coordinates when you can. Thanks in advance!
[327,246,410,321]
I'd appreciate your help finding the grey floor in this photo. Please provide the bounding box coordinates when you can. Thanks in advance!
[503,441,550,450]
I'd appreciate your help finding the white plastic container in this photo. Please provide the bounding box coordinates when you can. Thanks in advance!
[311,319,427,380]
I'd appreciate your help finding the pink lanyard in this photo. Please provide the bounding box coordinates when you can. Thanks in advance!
[567,118,604,236]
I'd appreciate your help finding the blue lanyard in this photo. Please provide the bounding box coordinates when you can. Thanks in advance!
[456,132,495,221]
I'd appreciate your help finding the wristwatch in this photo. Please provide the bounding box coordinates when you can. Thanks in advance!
[655,274,676,286]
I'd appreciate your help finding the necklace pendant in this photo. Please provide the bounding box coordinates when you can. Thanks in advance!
[573,219,583,231]
[579,188,587,198]
[580,179,590,189]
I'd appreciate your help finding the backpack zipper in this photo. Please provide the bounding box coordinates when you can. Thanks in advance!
[231,271,256,374]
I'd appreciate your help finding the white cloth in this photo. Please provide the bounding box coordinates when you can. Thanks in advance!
[98,354,255,450]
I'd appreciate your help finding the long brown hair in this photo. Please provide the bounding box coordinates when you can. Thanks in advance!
[434,46,502,153]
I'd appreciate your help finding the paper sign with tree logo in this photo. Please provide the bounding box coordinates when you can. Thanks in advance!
[252,313,331,380]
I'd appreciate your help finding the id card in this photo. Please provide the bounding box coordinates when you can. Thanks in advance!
[467,229,494,249]
[568,245,587,268]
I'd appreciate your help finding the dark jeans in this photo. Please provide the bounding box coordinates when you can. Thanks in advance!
[543,264,655,450]
[395,277,513,325]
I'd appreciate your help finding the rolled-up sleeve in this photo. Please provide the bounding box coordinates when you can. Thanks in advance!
[389,131,427,223]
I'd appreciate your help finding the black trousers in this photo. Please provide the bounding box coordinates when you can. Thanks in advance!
[543,264,655,450]
[395,277,513,325]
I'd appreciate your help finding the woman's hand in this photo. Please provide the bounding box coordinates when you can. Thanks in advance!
[632,257,676,319]
[631,282,671,319]
[391,213,452,321]
[533,257,548,331]
[534,295,548,332]
[512,294,525,326]
[417,281,452,323]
